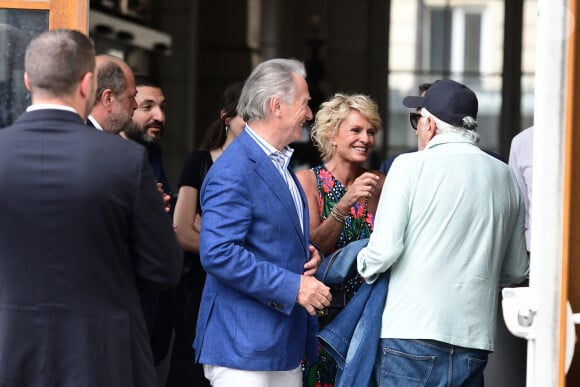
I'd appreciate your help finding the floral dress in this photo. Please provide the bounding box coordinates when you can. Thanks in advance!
[302,165,374,387]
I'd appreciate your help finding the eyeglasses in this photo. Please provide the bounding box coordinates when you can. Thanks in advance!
[409,112,421,130]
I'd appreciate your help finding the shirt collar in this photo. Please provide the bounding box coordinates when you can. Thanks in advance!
[87,115,104,131]
[276,146,295,169]
[425,132,477,150]
[244,125,295,168]
[27,104,78,115]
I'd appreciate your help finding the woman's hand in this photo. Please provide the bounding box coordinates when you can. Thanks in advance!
[304,244,323,276]
[335,172,380,212]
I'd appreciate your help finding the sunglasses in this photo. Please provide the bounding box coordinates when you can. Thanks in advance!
[409,112,422,130]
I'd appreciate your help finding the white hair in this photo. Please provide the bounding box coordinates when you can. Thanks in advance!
[236,58,306,122]
[422,108,480,143]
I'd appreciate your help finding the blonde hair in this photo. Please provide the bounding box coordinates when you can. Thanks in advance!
[311,93,382,161]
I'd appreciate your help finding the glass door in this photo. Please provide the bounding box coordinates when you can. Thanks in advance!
[0,0,88,127]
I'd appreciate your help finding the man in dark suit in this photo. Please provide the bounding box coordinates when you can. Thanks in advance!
[123,75,176,379]
[87,58,172,372]
[194,58,332,386]
[0,29,181,387]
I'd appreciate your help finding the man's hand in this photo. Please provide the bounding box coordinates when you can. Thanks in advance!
[156,182,171,213]
[303,244,323,276]
[296,275,331,316]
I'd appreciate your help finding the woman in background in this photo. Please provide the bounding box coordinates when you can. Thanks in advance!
[296,93,385,387]
[168,82,245,386]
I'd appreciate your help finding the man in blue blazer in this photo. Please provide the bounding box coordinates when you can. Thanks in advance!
[0,29,182,387]
[194,58,332,386]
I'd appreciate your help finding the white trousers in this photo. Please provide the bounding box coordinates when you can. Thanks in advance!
[203,364,302,387]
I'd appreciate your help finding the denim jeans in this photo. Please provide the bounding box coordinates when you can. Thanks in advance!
[374,338,489,387]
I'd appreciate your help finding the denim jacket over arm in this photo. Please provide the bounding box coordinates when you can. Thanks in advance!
[316,239,390,387]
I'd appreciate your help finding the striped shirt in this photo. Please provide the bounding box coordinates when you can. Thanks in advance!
[244,125,304,232]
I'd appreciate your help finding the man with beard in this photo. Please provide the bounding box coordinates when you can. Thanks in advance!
[123,75,173,202]
[90,65,174,380]
[123,75,176,383]
[87,55,137,134]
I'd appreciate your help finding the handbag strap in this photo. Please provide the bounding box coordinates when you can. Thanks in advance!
[321,251,339,283]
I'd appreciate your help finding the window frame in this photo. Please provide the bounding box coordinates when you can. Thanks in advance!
[1,0,88,31]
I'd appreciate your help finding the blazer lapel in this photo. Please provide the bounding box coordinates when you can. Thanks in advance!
[239,132,307,249]
[289,167,310,248]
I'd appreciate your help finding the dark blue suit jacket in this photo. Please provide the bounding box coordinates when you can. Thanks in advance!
[0,109,182,387]
[194,129,318,370]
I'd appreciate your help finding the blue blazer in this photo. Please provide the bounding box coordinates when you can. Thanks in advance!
[194,129,318,371]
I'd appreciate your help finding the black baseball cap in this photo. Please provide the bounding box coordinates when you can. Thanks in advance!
[403,79,478,129]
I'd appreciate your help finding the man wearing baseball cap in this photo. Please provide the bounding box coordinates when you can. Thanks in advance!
[357,79,529,386]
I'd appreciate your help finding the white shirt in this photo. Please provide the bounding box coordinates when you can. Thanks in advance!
[27,104,78,115]
[244,125,304,232]
[357,132,529,351]
[87,114,104,131]
[508,126,533,251]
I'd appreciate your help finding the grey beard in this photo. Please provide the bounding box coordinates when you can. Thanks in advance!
[140,133,157,144]
[106,115,132,135]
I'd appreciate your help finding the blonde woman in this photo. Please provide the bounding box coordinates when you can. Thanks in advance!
[296,93,385,386]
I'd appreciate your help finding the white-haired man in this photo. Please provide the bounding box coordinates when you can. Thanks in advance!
[357,79,529,386]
